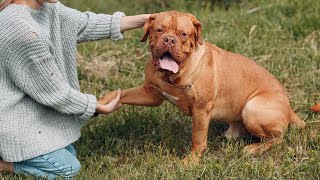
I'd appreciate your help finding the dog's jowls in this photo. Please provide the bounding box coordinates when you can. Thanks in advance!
[98,11,306,165]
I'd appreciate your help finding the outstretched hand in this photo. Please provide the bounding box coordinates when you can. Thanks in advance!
[96,89,123,114]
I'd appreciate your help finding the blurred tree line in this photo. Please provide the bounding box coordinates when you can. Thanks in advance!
[61,0,242,15]
[137,0,242,11]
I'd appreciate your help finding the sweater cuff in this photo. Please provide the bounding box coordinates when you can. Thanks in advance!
[79,94,97,120]
[111,12,126,41]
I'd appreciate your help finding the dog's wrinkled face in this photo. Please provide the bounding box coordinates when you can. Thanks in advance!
[141,11,203,73]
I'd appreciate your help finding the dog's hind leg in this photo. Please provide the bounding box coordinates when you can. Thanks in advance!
[241,95,289,155]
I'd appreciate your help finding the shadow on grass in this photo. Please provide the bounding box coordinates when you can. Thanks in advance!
[76,106,262,161]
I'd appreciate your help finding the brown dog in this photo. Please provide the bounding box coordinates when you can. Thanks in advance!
[98,11,306,164]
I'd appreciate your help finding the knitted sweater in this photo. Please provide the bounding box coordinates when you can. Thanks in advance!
[0,2,125,162]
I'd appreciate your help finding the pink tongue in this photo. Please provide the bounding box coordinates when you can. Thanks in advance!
[159,55,179,73]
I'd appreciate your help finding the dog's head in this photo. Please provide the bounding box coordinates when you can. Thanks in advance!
[141,11,203,74]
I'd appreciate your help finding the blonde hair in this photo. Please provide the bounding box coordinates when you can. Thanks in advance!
[0,0,14,11]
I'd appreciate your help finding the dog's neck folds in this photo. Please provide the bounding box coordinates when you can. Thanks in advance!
[167,43,206,85]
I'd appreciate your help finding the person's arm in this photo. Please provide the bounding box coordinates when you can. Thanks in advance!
[120,14,150,32]
[76,12,150,42]
[76,11,125,42]
[54,2,149,42]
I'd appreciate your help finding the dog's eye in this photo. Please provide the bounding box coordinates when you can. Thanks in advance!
[181,32,188,37]
[156,29,163,33]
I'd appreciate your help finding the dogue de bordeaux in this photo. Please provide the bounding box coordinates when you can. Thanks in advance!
[98,11,306,164]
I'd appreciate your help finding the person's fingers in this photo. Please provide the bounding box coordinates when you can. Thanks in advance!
[104,89,121,113]
[105,102,122,113]
[113,103,123,112]
[116,102,123,109]
[114,89,121,101]
[107,89,121,106]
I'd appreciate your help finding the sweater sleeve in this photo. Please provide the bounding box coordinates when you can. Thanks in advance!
[77,11,126,42]
[5,32,97,120]
[54,2,125,42]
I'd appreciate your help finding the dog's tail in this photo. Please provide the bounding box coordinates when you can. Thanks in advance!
[310,103,320,113]
[289,110,306,128]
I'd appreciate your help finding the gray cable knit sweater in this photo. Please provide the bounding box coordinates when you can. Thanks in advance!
[0,2,125,162]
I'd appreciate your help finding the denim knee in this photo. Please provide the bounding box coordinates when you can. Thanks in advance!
[14,145,81,179]
[38,149,81,178]
[14,158,81,179]
[62,144,80,177]
[62,158,81,178]
[65,144,77,157]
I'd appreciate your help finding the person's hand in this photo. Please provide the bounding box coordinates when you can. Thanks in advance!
[120,14,151,32]
[95,89,123,114]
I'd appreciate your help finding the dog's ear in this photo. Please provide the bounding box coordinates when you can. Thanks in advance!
[141,14,157,42]
[190,15,203,45]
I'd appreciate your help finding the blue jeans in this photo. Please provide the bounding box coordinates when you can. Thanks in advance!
[14,145,81,179]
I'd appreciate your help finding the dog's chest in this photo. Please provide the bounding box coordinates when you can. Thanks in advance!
[153,84,193,115]
[161,90,180,105]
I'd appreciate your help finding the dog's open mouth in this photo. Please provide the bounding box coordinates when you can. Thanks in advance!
[159,52,179,73]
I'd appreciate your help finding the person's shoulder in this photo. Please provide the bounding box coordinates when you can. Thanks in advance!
[0,5,35,30]
[49,1,82,20]
[44,1,77,14]
[0,15,40,53]
[0,17,35,40]
[42,1,63,12]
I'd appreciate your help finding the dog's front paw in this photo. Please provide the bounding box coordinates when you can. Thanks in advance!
[98,90,118,104]
[182,155,200,166]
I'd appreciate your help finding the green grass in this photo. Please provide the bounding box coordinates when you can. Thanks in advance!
[1,0,320,179]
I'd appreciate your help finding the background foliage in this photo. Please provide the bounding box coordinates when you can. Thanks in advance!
[2,0,320,179]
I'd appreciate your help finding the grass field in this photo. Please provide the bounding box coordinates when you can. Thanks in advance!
[1,0,320,179]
